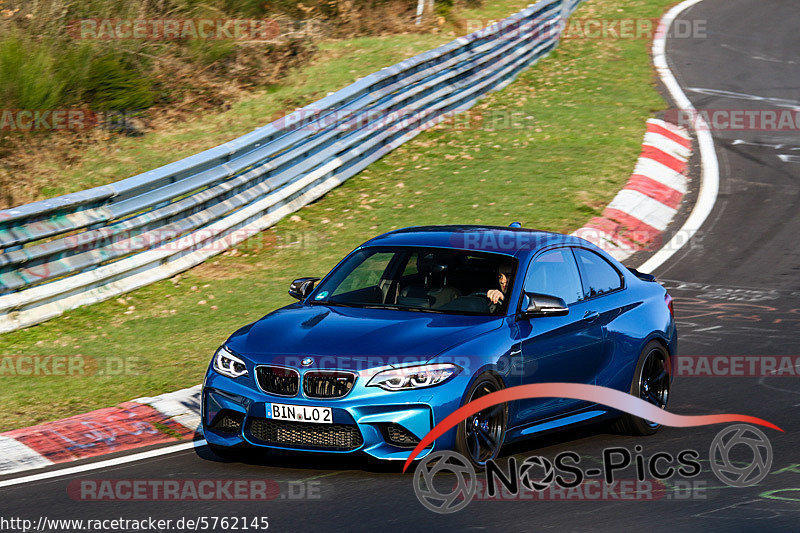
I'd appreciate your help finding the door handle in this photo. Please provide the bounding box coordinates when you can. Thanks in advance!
[583,310,600,322]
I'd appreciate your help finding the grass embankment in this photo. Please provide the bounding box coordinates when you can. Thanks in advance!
[0,0,674,430]
[0,0,454,207]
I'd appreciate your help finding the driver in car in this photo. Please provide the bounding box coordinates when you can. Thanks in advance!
[487,263,513,308]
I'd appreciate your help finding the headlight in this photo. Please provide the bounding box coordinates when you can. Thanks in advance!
[213,346,248,378]
[367,364,460,391]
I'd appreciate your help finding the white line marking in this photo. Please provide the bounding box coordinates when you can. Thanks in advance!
[720,43,797,65]
[732,140,800,164]
[731,140,787,149]
[688,87,800,111]
[638,0,719,274]
[0,440,206,489]
[693,325,722,333]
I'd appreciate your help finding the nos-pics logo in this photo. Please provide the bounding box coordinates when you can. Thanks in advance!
[413,424,773,513]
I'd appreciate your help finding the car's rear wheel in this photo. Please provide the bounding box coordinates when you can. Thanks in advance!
[612,340,671,436]
[455,373,507,469]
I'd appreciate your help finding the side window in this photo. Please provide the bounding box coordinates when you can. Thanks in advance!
[573,248,623,298]
[401,252,419,278]
[523,248,583,305]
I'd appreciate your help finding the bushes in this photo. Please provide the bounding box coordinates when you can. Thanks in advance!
[0,32,65,109]
[0,30,154,111]
[83,54,154,110]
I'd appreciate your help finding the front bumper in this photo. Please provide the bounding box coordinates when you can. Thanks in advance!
[201,368,467,461]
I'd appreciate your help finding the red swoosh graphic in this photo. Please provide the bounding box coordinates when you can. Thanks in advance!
[402,383,783,472]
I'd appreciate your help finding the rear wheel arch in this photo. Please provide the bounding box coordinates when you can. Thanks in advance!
[640,334,674,377]
[612,339,672,436]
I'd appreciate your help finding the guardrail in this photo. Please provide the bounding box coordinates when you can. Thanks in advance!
[0,0,582,333]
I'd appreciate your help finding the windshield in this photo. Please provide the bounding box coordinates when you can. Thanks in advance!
[308,247,517,315]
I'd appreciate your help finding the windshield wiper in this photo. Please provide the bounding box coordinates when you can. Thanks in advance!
[362,304,447,314]
[311,301,447,313]
[309,301,361,308]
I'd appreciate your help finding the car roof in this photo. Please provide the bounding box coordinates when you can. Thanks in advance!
[363,225,590,259]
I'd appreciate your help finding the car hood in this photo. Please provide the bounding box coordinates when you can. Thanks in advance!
[226,303,503,369]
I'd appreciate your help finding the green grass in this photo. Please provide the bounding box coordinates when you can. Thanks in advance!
[0,0,675,431]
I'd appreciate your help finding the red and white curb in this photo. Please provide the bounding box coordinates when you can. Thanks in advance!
[0,120,694,478]
[0,385,201,476]
[573,118,692,262]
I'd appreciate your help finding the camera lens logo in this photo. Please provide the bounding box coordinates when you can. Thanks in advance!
[413,451,477,514]
[710,424,772,488]
[519,456,555,491]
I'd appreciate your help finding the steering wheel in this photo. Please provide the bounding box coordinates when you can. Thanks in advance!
[464,291,497,313]
[468,291,490,299]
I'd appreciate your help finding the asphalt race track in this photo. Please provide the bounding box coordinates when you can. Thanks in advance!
[2,0,799,530]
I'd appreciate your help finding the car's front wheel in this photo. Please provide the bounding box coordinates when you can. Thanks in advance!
[455,373,507,469]
[612,340,671,436]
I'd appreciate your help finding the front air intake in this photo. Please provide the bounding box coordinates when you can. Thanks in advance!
[255,365,300,397]
[208,410,245,434]
[302,370,357,399]
[247,418,363,450]
[382,423,421,448]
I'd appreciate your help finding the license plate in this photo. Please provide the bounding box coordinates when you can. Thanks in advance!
[266,403,332,424]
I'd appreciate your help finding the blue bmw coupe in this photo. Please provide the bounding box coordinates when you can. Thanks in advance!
[202,225,676,467]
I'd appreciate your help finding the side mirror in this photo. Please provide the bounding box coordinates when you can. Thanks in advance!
[289,277,320,300]
[521,292,569,318]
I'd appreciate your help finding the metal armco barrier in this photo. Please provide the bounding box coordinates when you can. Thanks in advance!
[0,0,582,333]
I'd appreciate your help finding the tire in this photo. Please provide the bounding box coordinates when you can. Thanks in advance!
[612,340,671,436]
[455,372,507,469]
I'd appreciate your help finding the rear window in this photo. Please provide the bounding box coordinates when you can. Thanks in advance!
[573,248,623,298]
